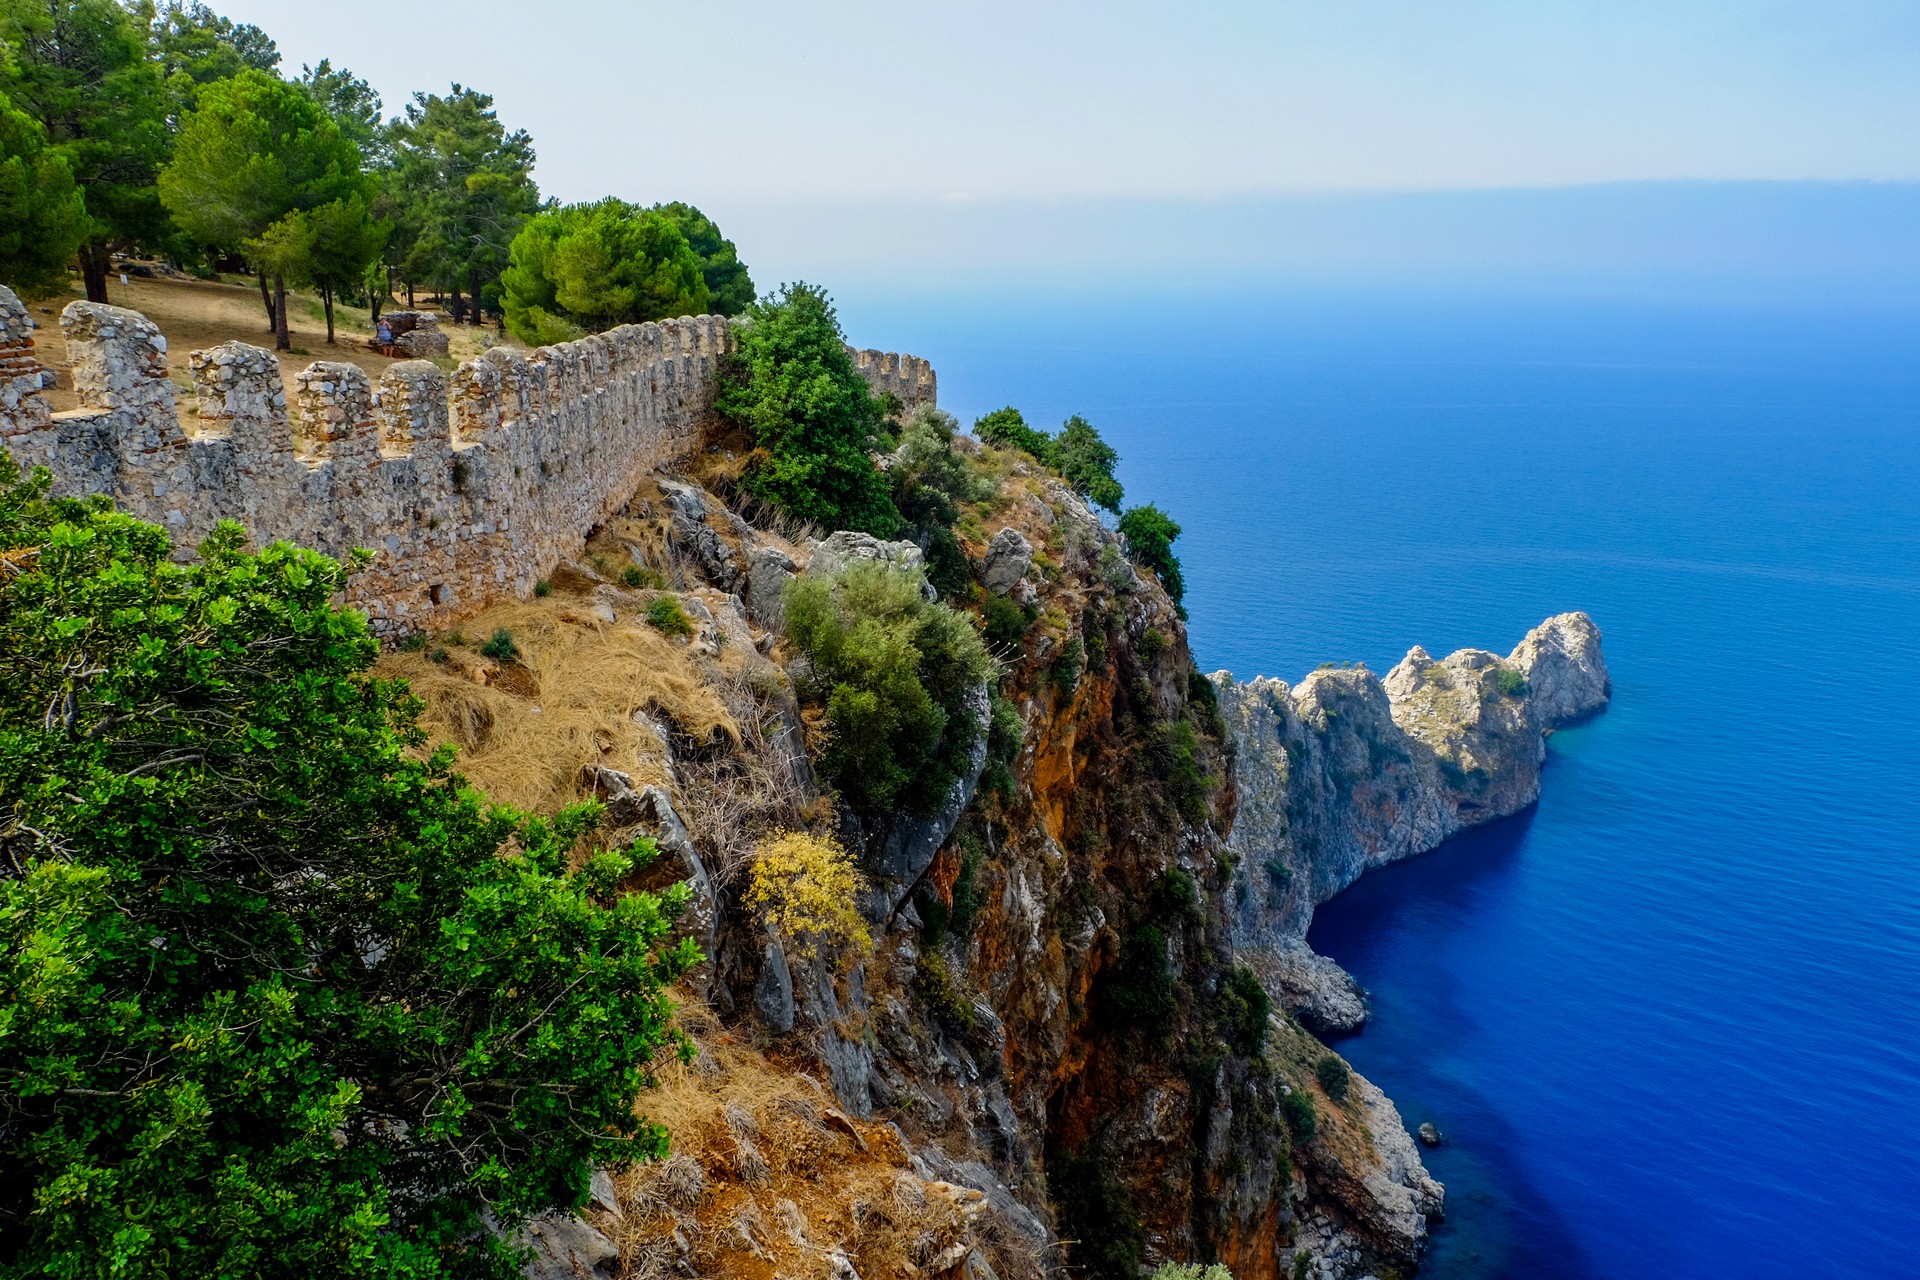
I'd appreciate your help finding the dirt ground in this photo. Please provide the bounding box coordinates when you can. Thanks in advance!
[19,270,526,414]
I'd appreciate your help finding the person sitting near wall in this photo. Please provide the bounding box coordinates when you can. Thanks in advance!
[374,317,394,355]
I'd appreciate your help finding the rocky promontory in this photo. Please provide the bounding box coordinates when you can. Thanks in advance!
[1218,612,1611,1033]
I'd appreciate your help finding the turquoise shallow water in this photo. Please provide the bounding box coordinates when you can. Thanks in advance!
[845,284,1920,1278]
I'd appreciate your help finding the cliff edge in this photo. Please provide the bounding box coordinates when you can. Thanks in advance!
[1217,612,1610,1034]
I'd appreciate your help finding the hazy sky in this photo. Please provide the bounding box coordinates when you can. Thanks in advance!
[229,1,1919,204]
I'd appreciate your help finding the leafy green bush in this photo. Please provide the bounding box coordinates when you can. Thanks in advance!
[646,593,695,637]
[1315,1053,1351,1103]
[1495,665,1529,697]
[980,592,1035,651]
[1050,1149,1145,1280]
[1217,966,1272,1056]
[1154,717,1211,824]
[480,625,520,662]
[783,561,991,818]
[973,406,1059,465]
[1099,925,1177,1039]
[717,283,900,536]
[1150,1265,1236,1280]
[534,577,552,597]
[0,456,696,1278]
[622,564,667,589]
[891,406,989,598]
[1051,635,1084,694]
[980,691,1026,801]
[1281,1088,1318,1139]
[1056,414,1124,513]
[914,950,976,1034]
[1119,503,1186,603]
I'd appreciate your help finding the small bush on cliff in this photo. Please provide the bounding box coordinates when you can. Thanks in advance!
[0,455,696,1278]
[646,592,695,637]
[1495,665,1529,697]
[892,406,990,598]
[481,624,520,661]
[1119,503,1186,604]
[744,830,871,961]
[783,560,991,819]
[1315,1053,1352,1103]
[973,406,1059,465]
[1281,1088,1318,1139]
[1050,1149,1146,1280]
[1217,965,1272,1056]
[1099,924,1177,1040]
[1056,413,1124,513]
[718,282,901,536]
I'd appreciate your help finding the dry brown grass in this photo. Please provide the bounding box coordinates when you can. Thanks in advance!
[377,596,738,813]
[610,1001,1027,1280]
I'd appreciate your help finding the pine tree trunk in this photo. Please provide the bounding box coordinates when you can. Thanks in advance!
[323,286,335,344]
[80,247,111,304]
[406,280,415,308]
[274,275,291,350]
[450,284,464,325]
[468,266,482,325]
[258,272,276,332]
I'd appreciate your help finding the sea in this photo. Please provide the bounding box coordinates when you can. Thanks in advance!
[842,280,1920,1279]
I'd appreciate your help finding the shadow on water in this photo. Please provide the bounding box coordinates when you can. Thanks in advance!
[1308,809,1597,1280]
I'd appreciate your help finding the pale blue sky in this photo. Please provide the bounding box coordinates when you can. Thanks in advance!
[231,1,1918,202]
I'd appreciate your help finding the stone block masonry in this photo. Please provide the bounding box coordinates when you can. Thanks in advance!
[0,285,935,635]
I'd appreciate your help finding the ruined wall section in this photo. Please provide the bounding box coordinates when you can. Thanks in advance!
[850,347,936,412]
[0,286,943,635]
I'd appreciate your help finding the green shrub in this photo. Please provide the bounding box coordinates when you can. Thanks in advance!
[1217,966,1271,1056]
[892,406,991,600]
[0,455,696,1278]
[1315,1053,1351,1103]
[783,561,992,818]
[950,842,987,936]
[1139,626,1167,662]
[1154,717,1211,824]
[1051,636,1084,694]
[646,593,695,637]
[1119,503,1186,603]
[980,593,1035,651]
[1056,414,1124,513]
[480,626,519,662]
[716,282,900,536]
[1099,925,1177,1039]
[1265,857,1294,890]
[1162,867,1202,922]
[1150,1265,1236,1280]
[914,951,976,1034]
[1050,1150,1145,1280]
[1495,665,1529,697]
[981,691,1025,801]
[974,406,1059,466]
[623,564,669,589]
[396,632,428,652]
[534,577,552,597]
[1281,1088,1318,1139]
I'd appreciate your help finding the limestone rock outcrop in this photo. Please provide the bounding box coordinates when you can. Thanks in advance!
[1218,611,1611,1010]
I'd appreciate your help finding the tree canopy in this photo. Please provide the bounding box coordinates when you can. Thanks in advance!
[650,201,754,315]
[1118,503,1185,603]
[717,282,901,536]
[0,452,696,1279]
[0,0,170,300]
[387,85,538,323]
[499,198,710,345]
[0,87,87,299]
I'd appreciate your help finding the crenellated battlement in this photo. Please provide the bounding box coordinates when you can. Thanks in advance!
[0,285,936,634]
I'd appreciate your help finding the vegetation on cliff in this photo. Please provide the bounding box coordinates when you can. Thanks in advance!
[783,559,991,818]
[0,455,697,1278]
[718,282,901,535]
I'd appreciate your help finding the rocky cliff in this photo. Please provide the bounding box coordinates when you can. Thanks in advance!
[235,362,1605,1280]
[1217,614,1611,1036]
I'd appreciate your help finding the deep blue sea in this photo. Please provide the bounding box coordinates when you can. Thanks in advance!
[846,282,1920,1279]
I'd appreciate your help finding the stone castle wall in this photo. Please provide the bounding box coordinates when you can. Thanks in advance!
[0,285,935,634]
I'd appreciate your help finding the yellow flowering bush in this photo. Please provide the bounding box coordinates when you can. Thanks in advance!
[744,830,872,959]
